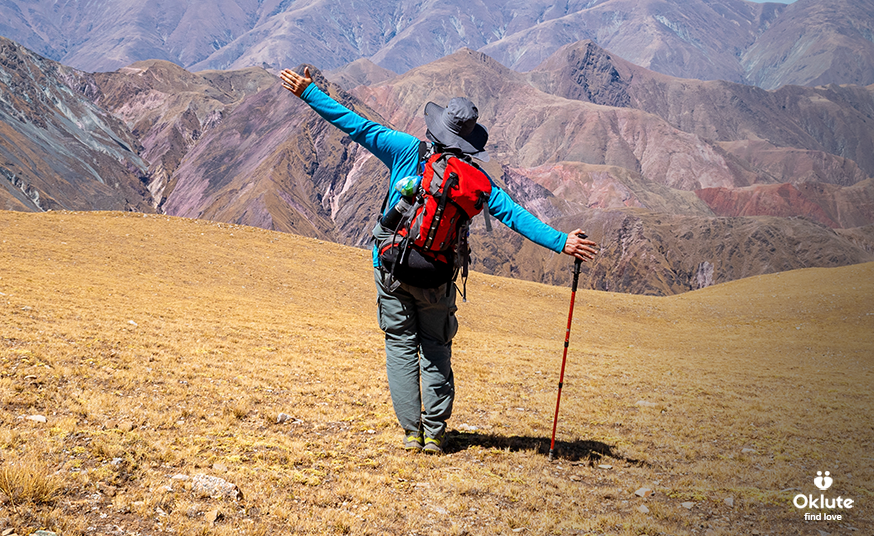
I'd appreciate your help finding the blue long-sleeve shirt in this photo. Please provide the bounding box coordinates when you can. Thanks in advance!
[300,84,568,266]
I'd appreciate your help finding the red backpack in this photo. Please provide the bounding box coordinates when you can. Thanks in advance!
[378,147,492,292]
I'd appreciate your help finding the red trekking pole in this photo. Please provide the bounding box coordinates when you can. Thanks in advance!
[548,233,587,461]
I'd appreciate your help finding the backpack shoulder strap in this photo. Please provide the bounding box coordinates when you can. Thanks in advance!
[380,140,430,217]
[418,140,430,169]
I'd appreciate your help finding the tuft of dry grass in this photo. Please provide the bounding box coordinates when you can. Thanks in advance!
[0,210,872,535]
[0,452,63,507]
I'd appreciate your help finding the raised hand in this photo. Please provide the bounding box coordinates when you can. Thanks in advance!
[280,67,313,98]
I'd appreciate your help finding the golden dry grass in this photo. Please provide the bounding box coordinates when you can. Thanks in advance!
[0,445,63,507]
[0,210,872,536]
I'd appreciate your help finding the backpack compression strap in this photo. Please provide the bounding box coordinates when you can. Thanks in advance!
[422,169,458,251]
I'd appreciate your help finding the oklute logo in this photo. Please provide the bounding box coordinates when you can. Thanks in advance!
[794,471,854,522]
[814,471,833,491]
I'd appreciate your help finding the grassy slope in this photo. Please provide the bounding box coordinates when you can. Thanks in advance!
[1,210,871,536]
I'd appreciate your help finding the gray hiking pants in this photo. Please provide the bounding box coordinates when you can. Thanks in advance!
[374,268,458,440]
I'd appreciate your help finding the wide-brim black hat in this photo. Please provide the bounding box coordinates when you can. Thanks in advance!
[424,98,489,162]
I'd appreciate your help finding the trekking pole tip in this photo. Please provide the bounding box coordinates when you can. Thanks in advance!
[548,449,554,462]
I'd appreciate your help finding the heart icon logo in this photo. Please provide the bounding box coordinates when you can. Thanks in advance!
[814,471,833,491]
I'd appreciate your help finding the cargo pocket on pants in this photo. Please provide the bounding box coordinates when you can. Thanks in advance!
[377,297,387,332]
[444,303,459,343]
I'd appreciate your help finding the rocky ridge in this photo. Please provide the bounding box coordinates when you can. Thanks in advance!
[0,0,872,90]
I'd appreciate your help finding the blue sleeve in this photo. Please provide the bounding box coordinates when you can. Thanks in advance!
[300,84,419,170]
[488,186,568,253]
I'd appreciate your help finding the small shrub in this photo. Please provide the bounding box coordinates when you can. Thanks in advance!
[224,399,251,420]
[0,457,63,506]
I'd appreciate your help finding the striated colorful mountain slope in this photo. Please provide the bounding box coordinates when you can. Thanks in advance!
[695,180,874,230]
[468,207,874,294]
[140,69,392,242]
[87,60,276,207]
[0,37,153,212]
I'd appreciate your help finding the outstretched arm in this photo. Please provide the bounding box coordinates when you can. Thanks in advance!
[280,66,417,168]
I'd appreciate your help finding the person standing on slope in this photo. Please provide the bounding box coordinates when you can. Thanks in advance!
[281,66,598,454]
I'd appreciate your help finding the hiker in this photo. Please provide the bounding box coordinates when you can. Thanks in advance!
[281,66,598,454]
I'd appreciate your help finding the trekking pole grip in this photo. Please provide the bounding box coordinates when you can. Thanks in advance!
[572,232,587,281]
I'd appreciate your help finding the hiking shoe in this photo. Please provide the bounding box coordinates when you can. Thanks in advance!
[422,434,445,455]
[403,430,424,451]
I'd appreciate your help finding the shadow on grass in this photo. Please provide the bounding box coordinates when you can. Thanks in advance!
[445,430,643,464]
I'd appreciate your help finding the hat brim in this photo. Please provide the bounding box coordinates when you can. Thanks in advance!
[424,102,490,162]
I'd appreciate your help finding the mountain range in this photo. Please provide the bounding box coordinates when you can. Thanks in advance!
[1,0,873,90]
[2,33,873,295]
